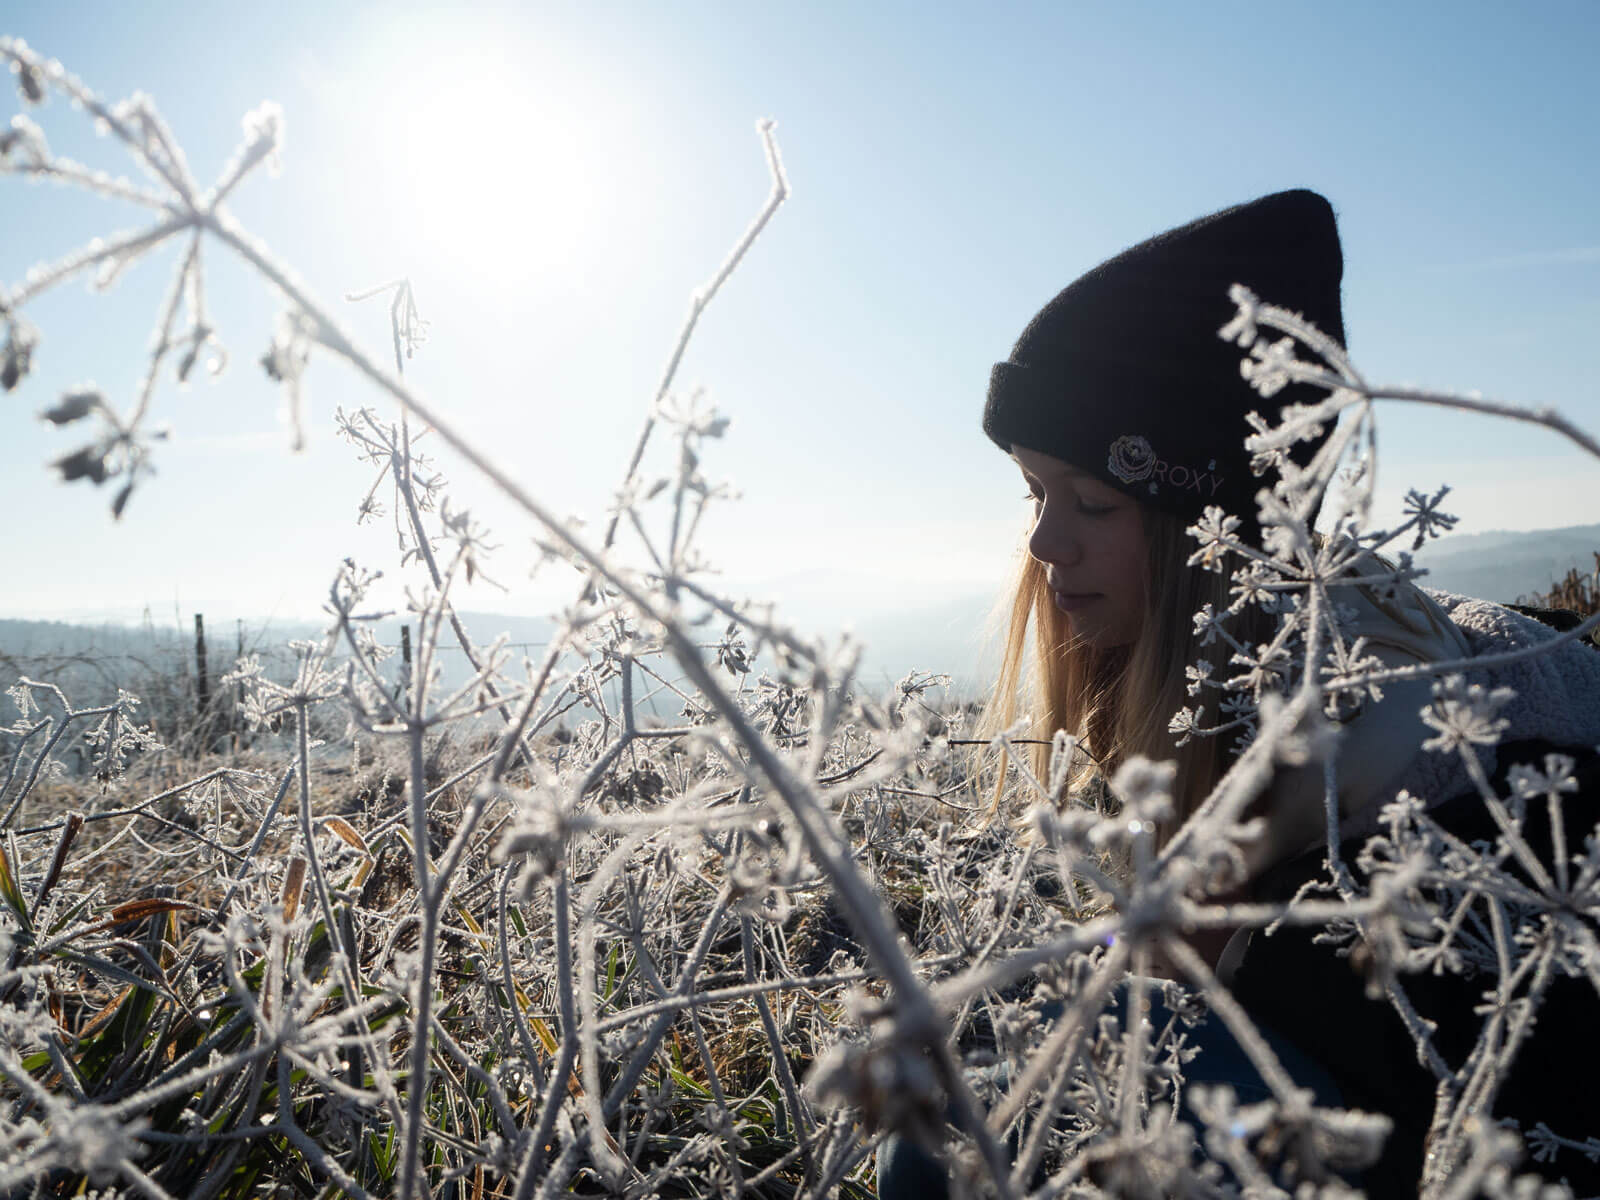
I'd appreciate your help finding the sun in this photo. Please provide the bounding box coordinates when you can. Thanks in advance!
[337,24,627,297]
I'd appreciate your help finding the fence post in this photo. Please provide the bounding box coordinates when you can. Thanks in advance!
[194,613,210,730]
[399,624,413,705]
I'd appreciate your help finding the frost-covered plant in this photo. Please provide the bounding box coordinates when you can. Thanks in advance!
[3,34,1600,1200]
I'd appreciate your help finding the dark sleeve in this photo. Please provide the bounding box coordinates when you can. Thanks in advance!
[1230,741,1600,1197]
[1229,905,1436,1195]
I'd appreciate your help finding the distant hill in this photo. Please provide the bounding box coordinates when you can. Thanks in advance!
[0,611,556,727]
[3,524,1596,718]
[1412,523,1600,604]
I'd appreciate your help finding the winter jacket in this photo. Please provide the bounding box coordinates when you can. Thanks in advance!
[1228,588,1600,1195]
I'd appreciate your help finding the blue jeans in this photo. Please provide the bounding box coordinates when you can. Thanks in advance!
[875,988,1345,1199]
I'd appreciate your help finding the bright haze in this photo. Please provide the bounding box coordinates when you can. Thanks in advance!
[2,2,1598,675]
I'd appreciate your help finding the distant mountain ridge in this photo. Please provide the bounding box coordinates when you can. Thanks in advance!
[1412,522,1600,604]
[3,525,1597,707]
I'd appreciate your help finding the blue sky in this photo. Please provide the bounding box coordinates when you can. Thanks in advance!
[3,1,1598,643]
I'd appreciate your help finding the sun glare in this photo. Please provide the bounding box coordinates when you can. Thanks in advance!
[350,30,626,295]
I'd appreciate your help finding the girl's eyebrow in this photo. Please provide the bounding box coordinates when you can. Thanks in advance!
[1015,461,1091,482]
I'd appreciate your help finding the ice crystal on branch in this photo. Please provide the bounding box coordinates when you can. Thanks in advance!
[1420,675,1515,755]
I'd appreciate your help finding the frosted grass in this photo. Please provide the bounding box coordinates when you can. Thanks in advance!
[4,35,1600,1198]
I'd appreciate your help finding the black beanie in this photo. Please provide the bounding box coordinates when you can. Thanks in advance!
[983,189,1345,532]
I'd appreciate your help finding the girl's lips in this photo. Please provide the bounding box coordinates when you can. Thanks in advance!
[1053,590,1101,613]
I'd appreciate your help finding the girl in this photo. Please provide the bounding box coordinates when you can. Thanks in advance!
[882,191,1600,1197]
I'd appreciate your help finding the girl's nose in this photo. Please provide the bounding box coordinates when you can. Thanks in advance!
[1028,507,1082,567]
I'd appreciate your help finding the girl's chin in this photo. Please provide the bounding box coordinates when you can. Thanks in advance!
[1052,591,1101,614]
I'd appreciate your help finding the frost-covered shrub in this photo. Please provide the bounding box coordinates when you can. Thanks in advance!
[3,35,1600,1200]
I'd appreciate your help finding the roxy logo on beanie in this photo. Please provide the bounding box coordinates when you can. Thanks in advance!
[1106,435,1156,482]
[1107,433,1226,497]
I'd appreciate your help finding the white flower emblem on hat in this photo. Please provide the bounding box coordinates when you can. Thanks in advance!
[1107,434,1156,483]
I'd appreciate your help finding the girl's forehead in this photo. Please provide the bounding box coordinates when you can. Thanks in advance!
[1012,446,1089,478]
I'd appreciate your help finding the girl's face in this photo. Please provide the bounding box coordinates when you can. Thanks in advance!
[1014,445,1148,648]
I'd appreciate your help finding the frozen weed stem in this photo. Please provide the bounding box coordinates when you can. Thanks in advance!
[5,34,1600,1200]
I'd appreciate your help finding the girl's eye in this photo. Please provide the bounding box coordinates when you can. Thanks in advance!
[1077,500,1116,516]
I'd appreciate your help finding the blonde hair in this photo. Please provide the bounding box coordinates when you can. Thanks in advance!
[981,504,1261,830]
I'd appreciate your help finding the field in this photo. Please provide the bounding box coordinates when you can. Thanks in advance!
[5,34,1600,1200]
